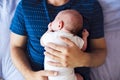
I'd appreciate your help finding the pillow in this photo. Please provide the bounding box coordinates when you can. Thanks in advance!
[98,0,120,31]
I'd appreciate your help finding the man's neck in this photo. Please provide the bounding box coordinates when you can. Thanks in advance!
[47,0,69,6]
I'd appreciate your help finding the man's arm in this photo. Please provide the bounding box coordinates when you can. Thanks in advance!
[10,32,32,79]
[84,38,107,67]
[10,32,58,80]
[43,37,107,68]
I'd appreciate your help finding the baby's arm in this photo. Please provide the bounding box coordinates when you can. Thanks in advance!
[76,73,84,80]
[81,29,89,51]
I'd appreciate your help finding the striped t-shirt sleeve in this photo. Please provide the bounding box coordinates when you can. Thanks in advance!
[10,1,27,36]
[90,1,104,39]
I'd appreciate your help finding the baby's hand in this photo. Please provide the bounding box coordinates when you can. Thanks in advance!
[76,73,84,80]
[82,29,89,38]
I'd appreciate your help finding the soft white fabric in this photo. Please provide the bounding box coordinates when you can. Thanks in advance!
[41,30,84,48]
[90,30,120,80]
[2,47,25,80]
[0,0,25,79]
[98,0,120,31]
[0,0,19,70]
[41,31,84,80]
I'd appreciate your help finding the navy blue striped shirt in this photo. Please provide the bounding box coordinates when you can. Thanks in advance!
[10,0,104,80]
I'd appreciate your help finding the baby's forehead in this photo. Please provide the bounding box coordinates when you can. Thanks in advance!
[58,10,82,18]
[56,11,73,19]
[55,10,83,24]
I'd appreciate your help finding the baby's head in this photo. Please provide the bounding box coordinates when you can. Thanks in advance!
[48,9,83,34]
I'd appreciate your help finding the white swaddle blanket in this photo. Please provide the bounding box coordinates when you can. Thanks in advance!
[40,31,84,80]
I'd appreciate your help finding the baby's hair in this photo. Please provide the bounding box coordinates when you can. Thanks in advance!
[57,9,83,34]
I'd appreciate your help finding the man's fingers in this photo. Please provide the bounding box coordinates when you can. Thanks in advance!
[47,61,63,67]
[44,52,61,62]
[44,47,63,57]
[60,37,75,47]
[45,42,66,52]
[39,70,58,76]
[47,61,69,68]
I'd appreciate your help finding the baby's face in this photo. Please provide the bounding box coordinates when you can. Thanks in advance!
[48,17,60,31]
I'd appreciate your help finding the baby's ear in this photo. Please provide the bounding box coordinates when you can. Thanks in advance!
[59,20,64,30]
[48,22,52,29]
[48,22,53,31]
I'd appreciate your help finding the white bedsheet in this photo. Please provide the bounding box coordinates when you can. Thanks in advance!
[91,30,120,80]
[0,0,120,80]
[90,0,120,80]
[0,0,20,78]
[98,0,120,31]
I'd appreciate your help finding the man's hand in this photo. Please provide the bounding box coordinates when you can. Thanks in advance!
[26,70,58,80]
[44,37,88,68]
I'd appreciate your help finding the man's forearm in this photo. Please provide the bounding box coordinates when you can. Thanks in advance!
[10,47,32,79]
[84,48,107,67]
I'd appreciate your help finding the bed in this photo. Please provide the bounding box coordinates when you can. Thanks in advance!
[0,0,120,80]
[0,0,24,79]
[90,0,120,80]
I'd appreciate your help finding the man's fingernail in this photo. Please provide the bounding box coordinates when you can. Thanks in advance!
[54,72,58,76]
